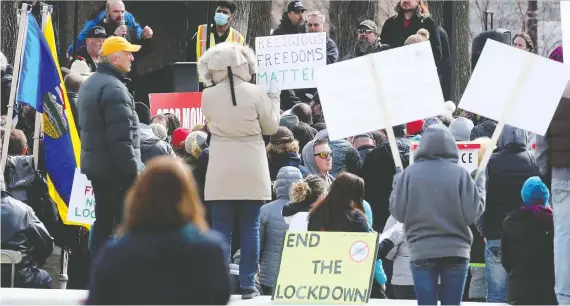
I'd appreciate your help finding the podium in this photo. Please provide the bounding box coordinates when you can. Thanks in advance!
[142,62,199,94]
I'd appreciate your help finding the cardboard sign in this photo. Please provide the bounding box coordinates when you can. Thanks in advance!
[148,92,204,130]
[273,232,378,304]
[255,33,327,91]
[67,168,95,225]
[316,41,445,140]
[410,142,481,173]
[459,40,570,136]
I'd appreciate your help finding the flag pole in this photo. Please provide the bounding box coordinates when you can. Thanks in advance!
[31,5,50,169]
[0,3,30,176]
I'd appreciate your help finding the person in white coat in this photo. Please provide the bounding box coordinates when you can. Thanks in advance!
[198,42,280,299]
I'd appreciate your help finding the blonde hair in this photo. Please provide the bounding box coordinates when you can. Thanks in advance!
[290,175,327,203]
[404,28,430,45]
[118,157,208,236]
[472,137,496,166]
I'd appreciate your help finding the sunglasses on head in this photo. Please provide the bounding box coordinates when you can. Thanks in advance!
[314,151,333,159]
[357,29,373,34]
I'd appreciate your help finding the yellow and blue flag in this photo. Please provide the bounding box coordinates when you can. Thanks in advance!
[16,12,86,228]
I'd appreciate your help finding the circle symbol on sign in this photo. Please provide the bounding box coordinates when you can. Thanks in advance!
[349,241,369,263]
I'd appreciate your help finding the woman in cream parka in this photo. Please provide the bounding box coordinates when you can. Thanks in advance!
[198,42,280,299]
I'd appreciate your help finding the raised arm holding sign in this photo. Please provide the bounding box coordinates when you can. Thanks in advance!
[315,41,445,170]
[458,40,570,179]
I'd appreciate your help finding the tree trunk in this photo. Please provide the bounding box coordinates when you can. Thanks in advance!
[428,1,445,26]
[1,0,19,63]
[526,0,538,54]
[246,0,272,46]
[329,0,379,59]
[453,1,470,102]
[231,0,250,39]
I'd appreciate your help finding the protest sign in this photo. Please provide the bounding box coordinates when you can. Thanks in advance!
[459,39,570,136]
[410,142,481,173]
[273,232,378,304]
[315,41,444,141]
[256,33,327,91]
[67,168,95,225]
[149,92,204,130]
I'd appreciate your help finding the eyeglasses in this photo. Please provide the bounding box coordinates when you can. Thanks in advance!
[314,151,333,159]
[216,9,230,15]
[357,29,373,34]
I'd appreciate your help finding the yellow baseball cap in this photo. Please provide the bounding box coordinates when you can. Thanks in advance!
[100,36,141,56]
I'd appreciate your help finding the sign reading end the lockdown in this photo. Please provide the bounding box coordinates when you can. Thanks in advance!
[256,32,327,91]
[273,232,379,304]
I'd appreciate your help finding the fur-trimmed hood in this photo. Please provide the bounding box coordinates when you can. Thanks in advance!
[197,42,257,87]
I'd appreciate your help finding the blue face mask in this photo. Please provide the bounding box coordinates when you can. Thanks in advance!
[214,13,229,26]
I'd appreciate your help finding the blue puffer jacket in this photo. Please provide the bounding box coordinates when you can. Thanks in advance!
[67,10,143,55]
[259,166,303,287]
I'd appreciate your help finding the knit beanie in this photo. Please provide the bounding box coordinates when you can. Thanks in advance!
[185,131,208,157]
[270,126,295,145]
[521,176,550,207]
[172,127,191,149]
[449,117,475,141]
[422,117,443,131]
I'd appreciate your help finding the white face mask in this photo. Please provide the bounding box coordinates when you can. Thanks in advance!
[214,12,229,26]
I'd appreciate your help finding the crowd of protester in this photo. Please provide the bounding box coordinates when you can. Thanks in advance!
[1,0,568,305]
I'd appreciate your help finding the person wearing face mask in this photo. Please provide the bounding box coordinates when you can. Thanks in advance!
[194,1,245,90]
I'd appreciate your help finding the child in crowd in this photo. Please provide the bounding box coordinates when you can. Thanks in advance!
[501,176,556,305]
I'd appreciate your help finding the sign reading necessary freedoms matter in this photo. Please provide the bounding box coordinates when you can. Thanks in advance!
[273,232,379,304]
[149,92,204,130]
[459,39,570,136]
[256,32,327,91]
[67,168,95,225]
[410,142,481,173]
[316,41,445,141]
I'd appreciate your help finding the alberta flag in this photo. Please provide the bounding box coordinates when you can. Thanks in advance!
[17,12,86,228]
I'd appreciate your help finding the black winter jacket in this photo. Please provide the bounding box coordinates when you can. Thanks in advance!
[502,207,557,305]
[67,92,80,133]
[470,118,497,141]
[138,123,174,164]
[1,64,13,116]
[78,63,141,179]
[481,126,540,240]
[1,191,54,272]
[380,13,442,64]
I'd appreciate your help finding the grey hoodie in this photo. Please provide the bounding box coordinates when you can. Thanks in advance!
[449,117,474,141]
[301,131,334,186]
[389,124,486,261]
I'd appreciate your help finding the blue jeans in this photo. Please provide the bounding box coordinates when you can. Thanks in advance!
[211,200,263,290]
[410,257,469,305]
[485,239,507,302]
[534,136,570,304]
[552,168,570,304]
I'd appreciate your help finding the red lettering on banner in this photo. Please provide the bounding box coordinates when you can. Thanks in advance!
[149,92,205,130]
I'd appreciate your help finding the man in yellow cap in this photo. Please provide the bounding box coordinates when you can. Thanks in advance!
[77,36,143,257]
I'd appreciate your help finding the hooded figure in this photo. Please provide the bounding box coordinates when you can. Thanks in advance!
[390,124,486,262]
[301,132,334,186]
[449,117,474,141]
[198,42,280,298]
[481,125,540,242]
[259,167,303,292]
[501,176,556,305]
[198,42,280,201]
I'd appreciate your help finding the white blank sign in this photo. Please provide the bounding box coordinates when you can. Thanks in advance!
[316,41,444,140]
[459,40,570,136]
